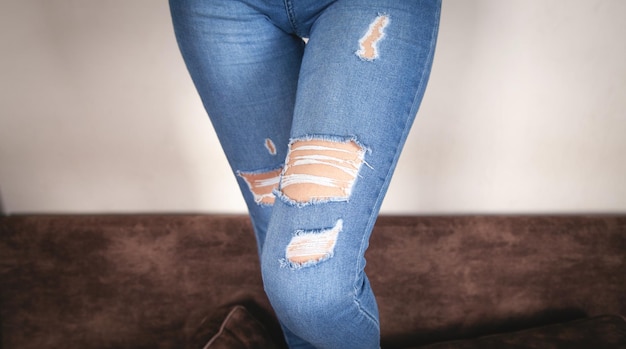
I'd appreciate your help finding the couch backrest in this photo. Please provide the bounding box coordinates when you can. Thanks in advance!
[1,215,624,348]
[368,215,626,347]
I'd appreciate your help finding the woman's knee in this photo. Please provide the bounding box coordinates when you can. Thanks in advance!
[261,259,380,347]
[261,257,354,322]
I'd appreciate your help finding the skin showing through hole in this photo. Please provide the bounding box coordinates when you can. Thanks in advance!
[265,138,277,155]
[357,15,389,60]
[239,168,282,205]
[286,220,342,265]
[281,139,364,203]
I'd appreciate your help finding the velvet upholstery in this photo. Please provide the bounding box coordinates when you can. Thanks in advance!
[412,315,626,349]
[191,305,277,349]
[1,215,625,348]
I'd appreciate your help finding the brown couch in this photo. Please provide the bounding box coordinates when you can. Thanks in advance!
[1,214,625,348]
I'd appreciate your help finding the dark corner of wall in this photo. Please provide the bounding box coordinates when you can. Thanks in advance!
[0,187,5,216]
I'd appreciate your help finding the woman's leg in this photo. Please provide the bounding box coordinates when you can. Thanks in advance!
[169,0,303,251]
[261,1,442,348]
[170,1,319,346]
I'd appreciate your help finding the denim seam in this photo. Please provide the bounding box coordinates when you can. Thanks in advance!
[353,297,381,330]
[283,0,300,36]
[353,1,442,321]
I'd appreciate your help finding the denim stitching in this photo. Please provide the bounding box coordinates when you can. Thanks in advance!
[283,0,300,36]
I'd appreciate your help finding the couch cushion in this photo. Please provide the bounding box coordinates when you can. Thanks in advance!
[410,315,626,349]
[189,305,278,349]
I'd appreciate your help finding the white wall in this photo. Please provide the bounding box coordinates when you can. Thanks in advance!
[1,0,625,215]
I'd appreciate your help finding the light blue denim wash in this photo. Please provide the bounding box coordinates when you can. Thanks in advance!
[169,0,441,347]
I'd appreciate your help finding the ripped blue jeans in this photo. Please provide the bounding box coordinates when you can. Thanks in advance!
[169,1,441,347]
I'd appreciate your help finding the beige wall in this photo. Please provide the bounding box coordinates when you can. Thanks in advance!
[1,0,625,214]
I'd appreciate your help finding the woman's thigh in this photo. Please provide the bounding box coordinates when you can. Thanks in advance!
[169,0,305,246]
[267,0,442,278]
[261,1,441,347]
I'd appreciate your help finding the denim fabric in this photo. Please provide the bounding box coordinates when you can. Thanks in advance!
[170,1,441,347]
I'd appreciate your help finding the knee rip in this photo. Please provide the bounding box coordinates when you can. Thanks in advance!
[238,167,282,205]
[279,138,367,205]
[356,14,390,61]
[282,220,343,269]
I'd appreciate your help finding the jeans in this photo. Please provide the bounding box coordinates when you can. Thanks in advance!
[169,1,441,347]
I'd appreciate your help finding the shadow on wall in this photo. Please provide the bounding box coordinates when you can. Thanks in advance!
[0,187,5,215]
